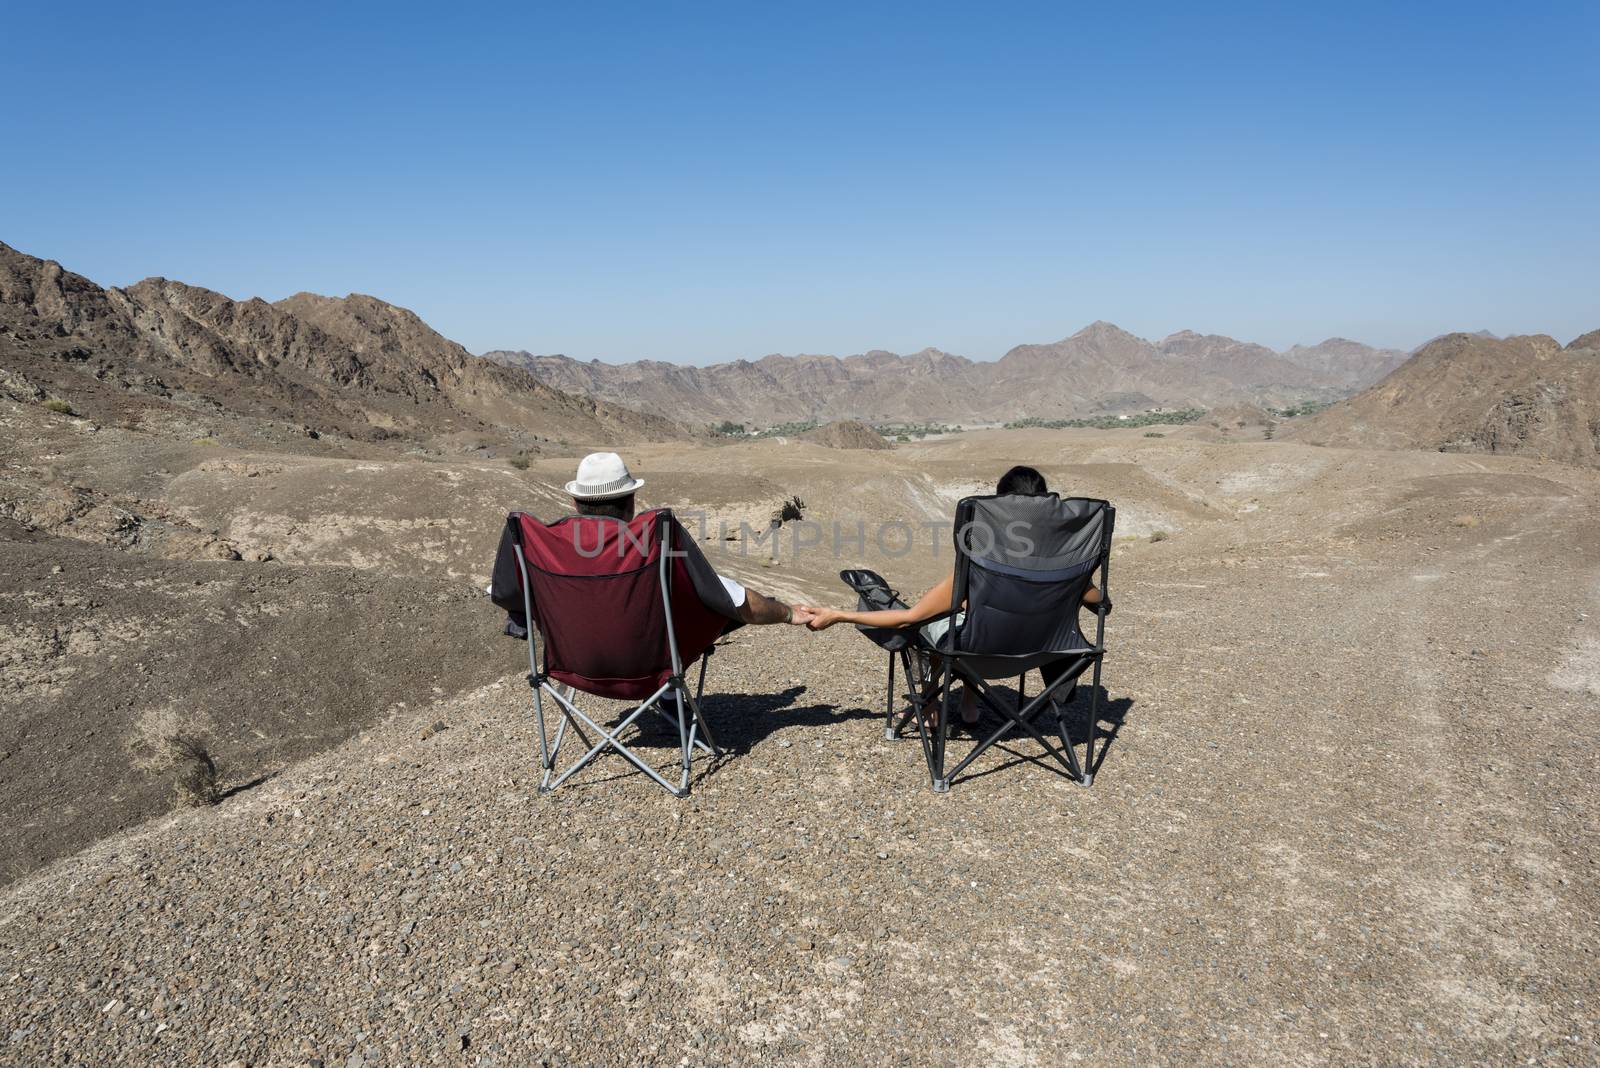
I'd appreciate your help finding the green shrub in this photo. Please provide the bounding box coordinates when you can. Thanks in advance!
[751,421,821,439]
[1267,401,1333,419]
[43,398,74,414]
[876,422,961,438]
[1007,408,1204,431]
[1143,431,1164,438]
[1149,530,1169,543]
[509,453,530,470]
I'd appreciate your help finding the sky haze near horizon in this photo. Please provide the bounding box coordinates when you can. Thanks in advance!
[4,1,1596,364]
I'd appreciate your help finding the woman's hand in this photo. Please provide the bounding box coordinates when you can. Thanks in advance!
[805,607,844,631]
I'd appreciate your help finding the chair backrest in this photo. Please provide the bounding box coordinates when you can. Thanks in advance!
[946,494,1114,676]
[510,508,728,700]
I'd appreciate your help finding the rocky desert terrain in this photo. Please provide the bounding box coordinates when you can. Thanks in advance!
[4,404,1599,1064]
[2,241,1598,1065]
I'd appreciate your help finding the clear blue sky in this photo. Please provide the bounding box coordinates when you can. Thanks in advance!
[5,1,1596,362]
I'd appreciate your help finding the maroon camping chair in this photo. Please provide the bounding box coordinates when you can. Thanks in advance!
[508,508,733,797]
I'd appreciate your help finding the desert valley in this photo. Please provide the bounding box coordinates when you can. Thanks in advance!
[2,239,1598,1065]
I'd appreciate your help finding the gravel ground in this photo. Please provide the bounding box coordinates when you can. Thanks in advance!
[2,449,1597,1065]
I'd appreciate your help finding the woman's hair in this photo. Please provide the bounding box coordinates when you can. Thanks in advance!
[996,465,1048,496]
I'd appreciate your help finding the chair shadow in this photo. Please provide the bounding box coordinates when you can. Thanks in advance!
[696,686,878,755]
[938,682,1135,787]
[629,684,876,756]
[558,684,877,793]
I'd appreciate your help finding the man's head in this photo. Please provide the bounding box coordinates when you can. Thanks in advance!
[566,451,644,519]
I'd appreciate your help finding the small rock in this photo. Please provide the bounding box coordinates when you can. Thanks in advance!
[49,564,63,575]
[206,541,243,561]
[420,721,449,741]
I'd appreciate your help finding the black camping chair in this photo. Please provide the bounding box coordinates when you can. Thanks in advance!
[843,495,1115,793]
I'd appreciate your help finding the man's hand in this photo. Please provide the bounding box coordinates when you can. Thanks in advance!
[789,603,819,626]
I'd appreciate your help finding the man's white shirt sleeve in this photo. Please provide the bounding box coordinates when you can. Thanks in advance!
[717,573,747,607]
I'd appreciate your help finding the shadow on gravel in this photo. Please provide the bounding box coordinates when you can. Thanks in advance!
[695,685,878,754]
[613,685,876,753]
[219,771,280,801]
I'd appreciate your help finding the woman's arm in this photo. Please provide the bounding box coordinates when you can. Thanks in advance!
[804,573,956,631]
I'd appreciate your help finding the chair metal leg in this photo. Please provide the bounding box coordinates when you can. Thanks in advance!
[884,651,898,740]
[931,657,954,792]
[536,682,699,798]
[675,688,692,793]
[531,678,552,775]
[1082,658,1104,788]
[548,691,685,796]
[943,674,1084,785]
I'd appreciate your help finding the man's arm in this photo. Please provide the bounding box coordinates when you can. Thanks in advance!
[736,587,811,626]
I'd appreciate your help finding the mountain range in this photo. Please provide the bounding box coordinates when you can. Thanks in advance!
[485,326,1407,425]
[8,238,1594,469]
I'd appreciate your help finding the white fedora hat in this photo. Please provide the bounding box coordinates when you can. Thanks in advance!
[565,452,645,501]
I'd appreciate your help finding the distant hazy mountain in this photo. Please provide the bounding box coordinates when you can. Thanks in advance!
[0,241,685,446]
[1288,330,1600,467]
[1281,337,1408,382]
[486,323,1405,424]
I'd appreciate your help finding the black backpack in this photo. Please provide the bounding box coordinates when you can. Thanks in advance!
[838,568,914,652]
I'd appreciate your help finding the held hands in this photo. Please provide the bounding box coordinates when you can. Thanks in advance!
[797,605,842,631]
[782,603,842,630]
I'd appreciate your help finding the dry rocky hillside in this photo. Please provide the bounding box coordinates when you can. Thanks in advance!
[486,323,1405,425]
[1289,330,1600,467]
[0,241,686,453]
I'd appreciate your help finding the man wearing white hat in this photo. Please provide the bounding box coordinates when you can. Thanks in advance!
[490,452,813,633]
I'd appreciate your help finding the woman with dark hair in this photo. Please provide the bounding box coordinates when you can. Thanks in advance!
[801,465,1105,726]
